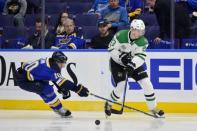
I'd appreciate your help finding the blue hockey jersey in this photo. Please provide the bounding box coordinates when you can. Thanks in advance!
[22,58,66,87]
[55,34,85,49]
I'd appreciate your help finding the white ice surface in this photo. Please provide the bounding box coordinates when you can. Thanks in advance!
[0,110,197,131]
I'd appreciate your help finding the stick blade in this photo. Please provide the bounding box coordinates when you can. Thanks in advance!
[111,108,123,114]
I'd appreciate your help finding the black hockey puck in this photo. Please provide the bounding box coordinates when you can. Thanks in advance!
[95,120,100,125]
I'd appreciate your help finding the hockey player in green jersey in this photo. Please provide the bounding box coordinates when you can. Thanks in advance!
[105,19,164,117]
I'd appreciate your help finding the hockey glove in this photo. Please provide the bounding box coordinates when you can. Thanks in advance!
[58,89,71,99]
[120,52,131,65]
[120,52,135,72]
[76,84,89,97]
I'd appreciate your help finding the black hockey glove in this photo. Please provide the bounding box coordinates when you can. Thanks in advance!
[58,89,71,99]
[76,84,89,97]
[120,52,135,73]
[120,52,132,66]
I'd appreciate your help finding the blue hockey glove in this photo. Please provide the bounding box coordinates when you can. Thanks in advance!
[58,89,71,99]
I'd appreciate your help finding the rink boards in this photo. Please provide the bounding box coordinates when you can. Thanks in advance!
[0,50,197,113]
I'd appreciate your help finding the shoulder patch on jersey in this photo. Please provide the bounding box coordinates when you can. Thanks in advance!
[116,30,129,43]
[134,36,148,47]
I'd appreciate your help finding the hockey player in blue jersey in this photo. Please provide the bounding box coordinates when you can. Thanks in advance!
[14,51,89,117]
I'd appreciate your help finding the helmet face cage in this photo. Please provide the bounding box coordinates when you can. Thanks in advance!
[52,51,67,63]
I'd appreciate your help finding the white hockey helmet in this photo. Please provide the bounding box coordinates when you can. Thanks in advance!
[130,19,145,35]
[130,19,145,31]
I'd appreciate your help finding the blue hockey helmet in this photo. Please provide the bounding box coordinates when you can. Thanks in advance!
[52,51,67,63]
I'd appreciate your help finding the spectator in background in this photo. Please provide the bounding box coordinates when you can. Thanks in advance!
[23,18,55,49]
[88,0,127,15]
[53,18,85,49]
[146,0,191,47]
[87,0,108,15]
[58,18,82,38]
[127,0,143,21]
[112,0,143,21]
[90,20,113,49]
[98,0,129,34]
[101,0,143,21]
[3,0,27,27]
[55,11,69,35]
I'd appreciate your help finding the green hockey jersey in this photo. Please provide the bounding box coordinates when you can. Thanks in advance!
[108,29,148,68]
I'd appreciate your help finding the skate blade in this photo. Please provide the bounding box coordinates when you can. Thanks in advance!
[154,114,165,119]
[61,115,73,118]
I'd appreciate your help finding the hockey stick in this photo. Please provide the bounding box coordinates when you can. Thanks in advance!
[89,92,164,118]
[110,71,128,114]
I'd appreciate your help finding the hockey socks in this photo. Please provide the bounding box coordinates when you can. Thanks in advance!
[138,78,157,110]
[105,81,125,116]
[110,81,125,103]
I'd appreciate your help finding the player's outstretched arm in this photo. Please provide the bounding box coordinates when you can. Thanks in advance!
[54,76,89,97]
